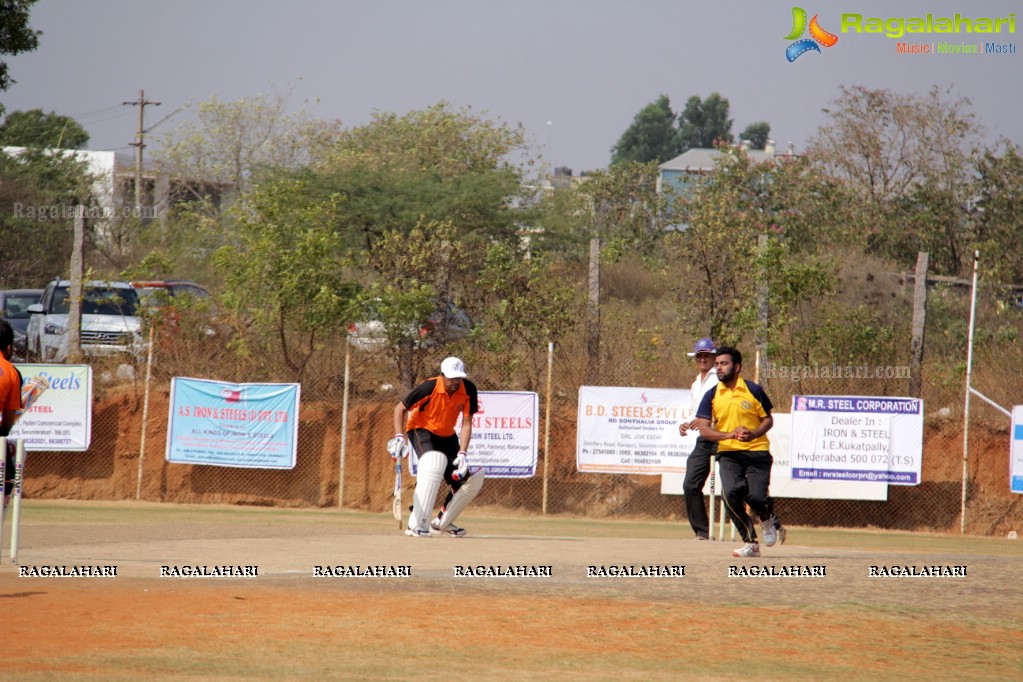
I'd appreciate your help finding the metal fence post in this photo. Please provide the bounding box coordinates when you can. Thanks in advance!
[338,336,351,509]
[542,340,554,515]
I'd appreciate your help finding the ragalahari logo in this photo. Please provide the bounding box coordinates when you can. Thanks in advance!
[785,7,839,61]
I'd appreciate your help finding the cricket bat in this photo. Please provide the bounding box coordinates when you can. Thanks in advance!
[392,455,403,530]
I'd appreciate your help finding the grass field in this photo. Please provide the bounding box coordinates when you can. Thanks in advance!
[1,500,1021,681]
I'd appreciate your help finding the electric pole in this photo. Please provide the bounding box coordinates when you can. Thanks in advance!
[122,89,160,212]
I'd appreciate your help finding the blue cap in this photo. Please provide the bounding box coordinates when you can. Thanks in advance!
[687,337,717,357]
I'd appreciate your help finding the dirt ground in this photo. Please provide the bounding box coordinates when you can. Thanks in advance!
[2,504,1021,680]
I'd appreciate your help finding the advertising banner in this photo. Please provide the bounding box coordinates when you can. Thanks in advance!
[468,391,539,478]
[1012,405,1023,495]
[661,413,888,500]
[576,386,692,474]
[410,391,539,478]
[790,395,923,485]
[10,364,92,451]
[166,377,300,469]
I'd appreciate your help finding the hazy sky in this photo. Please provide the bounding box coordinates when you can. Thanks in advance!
[3,0,1020,173]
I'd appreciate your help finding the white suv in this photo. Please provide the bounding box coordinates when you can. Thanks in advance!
[25,280,143,362]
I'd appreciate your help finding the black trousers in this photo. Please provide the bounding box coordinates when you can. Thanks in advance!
[717,450,775,544]
[682,438,717,538]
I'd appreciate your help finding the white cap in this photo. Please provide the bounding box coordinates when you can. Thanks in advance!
[440,356,467,379]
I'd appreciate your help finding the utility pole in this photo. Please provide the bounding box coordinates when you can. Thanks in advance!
[122,89,161,212]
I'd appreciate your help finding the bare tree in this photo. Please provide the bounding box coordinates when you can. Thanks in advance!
[810,85,980,207]
[153,85,341,205]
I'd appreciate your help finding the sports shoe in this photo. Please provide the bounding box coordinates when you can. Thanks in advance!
[732,542,761,558]
[761,519,778,547]
[404,526,431,537]
[430,519,467,537]
[762,515,785,547]
[694,535,709,541]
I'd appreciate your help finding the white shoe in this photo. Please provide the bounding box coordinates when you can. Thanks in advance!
[732,542,761,558]
[761,515,785,547]
[430,518,467,537]
[761,519,777,547]
[404,526,431,537]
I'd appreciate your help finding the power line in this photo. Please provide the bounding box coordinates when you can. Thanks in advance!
[71,104,125,118]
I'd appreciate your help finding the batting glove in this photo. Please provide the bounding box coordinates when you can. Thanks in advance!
[386,434,408,460]
[452,451,469,481]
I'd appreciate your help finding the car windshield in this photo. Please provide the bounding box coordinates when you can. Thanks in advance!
[169,284,208,298]
[3,294,40,319]
[136,284,208,307]
[51,287,139,316]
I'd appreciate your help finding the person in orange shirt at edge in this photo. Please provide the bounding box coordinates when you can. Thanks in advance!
[1,320,25,510]
[389,356,484,537]
[694,346,786,557]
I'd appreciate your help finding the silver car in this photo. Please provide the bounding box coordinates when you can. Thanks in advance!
[25,280,143,362]
[348,299,472,351]
[0,288,44,360]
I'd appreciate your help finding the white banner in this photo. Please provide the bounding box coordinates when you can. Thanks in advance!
[1012,405,1023,495]
[576,386,692,474]
[10,364,92,451]
[790,395,923,485]
[661,414,888,500]
[770,413,887,499]
[467,391,539,478]
[410,391,539,478]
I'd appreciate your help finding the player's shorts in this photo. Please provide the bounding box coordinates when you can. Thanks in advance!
[407,429,459,460]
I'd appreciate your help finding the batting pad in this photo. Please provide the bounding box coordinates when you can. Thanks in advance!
[408,451,445,531]
[439,469,485,528]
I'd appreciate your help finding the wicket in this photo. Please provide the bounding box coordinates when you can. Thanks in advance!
[0,437,27,564]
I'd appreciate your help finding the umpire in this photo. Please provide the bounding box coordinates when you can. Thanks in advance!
[678,337,719,540]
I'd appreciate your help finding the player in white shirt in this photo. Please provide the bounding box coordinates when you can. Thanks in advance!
[677,337,719,540]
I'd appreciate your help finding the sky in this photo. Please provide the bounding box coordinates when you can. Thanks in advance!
[2,0,1021,174]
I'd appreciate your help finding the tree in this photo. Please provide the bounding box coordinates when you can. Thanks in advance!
[363,219,469,388]
[154,87,340,204]
[0,0,41,94]
[212,177,359,381]
[811,85,979,207]
[611,92,756,165]
[529,178,592,259]
[610,94,680,165]
[310,102,532,251]
[809,85,982,274]
[973,142,1023,286]
[0,109,90,148]
[578,161,670,254]
[667,149,877,365]
[677,93,733,151]
[472,242,580,389]
[0,147,92,287]
[738,122,771,150]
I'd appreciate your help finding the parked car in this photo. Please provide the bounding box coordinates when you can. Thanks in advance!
[131,280,210,304]
[25,280,143,362]
[132,280,213,330]
[348,299,472,351]
[0,288,44,360]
